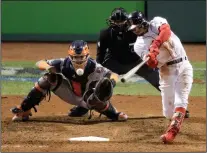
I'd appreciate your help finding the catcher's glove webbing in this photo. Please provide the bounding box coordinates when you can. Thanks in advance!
[83,77,115,119]
[94,77,114,102]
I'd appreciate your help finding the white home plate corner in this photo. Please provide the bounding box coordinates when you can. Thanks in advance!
[68,136,110,142]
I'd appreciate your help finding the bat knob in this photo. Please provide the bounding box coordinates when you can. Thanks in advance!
[121,78,126,83]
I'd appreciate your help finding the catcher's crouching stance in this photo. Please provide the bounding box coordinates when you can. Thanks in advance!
[10,40,128,122]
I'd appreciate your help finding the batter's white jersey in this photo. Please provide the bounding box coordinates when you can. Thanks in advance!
[134,16,187,68]
[133,16,193,119]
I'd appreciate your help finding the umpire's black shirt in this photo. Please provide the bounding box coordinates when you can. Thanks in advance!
[96,27,140,65]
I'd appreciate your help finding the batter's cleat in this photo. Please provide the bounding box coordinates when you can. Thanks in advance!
[68,106,89,117]
[185,110,190,118]
[161,107,185,144]
[160,126,179,144]
[10,106,32,122]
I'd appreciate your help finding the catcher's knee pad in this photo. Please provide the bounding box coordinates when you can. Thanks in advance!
[99,102,121,120]
[37,73,60,92]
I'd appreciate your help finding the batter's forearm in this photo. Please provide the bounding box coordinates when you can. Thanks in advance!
[153,24,171,48]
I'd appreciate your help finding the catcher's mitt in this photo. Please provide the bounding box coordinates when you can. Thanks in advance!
[94,77,114,102]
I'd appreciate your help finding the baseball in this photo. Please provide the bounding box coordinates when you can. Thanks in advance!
[76,68,84,76]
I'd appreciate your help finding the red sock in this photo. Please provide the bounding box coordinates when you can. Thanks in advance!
[175,107,186,114]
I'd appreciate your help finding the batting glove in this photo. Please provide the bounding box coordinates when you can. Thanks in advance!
[146,52,158,68]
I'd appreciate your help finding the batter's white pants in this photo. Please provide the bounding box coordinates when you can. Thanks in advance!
[159,60,193,119]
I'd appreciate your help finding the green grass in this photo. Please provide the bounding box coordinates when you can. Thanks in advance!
[2,61,206,68]
[2,61,36,68]
[4,73,41,78]
[194,69,206,80]
[2,61,206,80]
[114,83,205,96]
[114,83,160,96]
[1,61,206,96]
[1,81,34,95]
[1,81,205,96]
[191,62,206,69]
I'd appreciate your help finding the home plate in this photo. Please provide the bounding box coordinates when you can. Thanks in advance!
[68,136,110,142]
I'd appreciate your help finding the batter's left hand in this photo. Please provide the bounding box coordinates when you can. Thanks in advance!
[149,44,159,55]
[146,52,158,68]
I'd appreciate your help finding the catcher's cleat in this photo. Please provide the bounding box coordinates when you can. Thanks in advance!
[117,112,128,121]
[10,106,32,122]
[68,106,89,117]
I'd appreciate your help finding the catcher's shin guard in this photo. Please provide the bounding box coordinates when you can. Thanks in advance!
[160,107,186,144]
[85,92,127,121]
[21,87,46,111]
[10,73,55,121]
[99,102,128,121]
[11,87,46,121]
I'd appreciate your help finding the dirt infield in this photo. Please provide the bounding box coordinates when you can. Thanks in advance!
[1,43,206,152]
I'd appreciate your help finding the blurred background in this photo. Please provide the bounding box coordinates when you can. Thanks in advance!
[2,0,206,42]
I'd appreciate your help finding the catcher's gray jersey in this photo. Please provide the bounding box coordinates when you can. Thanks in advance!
[42,57,112,108]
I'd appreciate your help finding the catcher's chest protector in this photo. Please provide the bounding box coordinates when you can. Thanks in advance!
[52,58,111,106]
[61,57,97,96]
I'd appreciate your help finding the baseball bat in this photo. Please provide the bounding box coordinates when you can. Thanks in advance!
[120,57,150,83]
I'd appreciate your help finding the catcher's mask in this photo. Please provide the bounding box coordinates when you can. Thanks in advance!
[106,7,128,34]
[127,11,149,36]
[68,40,89,76]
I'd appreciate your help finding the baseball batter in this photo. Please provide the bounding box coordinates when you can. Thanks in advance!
[10,40,128,122]
[127,11,193,143]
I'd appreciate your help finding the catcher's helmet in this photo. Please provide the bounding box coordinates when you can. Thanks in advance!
[107,7,128,33]
[127,11,148,31]
[68,40,89,75]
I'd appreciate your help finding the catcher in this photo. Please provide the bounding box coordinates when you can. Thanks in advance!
[10,40,128,122]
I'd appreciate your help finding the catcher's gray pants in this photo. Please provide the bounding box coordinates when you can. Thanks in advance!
[51,74,89,109]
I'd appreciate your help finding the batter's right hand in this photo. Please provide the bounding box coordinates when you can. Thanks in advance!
[46,66,56,73]
[146,53,158,68]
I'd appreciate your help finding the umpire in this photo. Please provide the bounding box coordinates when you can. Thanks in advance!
[96,7,160,89]
[69,7,189,118]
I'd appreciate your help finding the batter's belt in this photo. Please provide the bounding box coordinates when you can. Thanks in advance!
[167,56,187,66]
